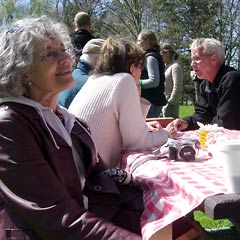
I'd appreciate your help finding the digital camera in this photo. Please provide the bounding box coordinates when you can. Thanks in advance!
[168,139,199,161]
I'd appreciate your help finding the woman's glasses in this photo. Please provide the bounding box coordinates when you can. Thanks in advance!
[38,48,72,61]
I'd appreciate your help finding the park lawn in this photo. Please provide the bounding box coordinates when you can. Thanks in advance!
[179,105,195,118]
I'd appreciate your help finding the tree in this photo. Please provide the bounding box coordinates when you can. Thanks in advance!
[96,0,146,39]
[216,0,240,67]
[0,0,17,25]
[2,0,240,103]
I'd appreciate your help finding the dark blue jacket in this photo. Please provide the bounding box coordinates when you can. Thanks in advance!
[58,60,92,108]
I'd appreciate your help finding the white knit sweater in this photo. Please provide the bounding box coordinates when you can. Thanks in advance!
[69,73,169,168]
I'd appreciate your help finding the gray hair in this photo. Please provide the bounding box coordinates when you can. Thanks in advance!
[0,16,74,98]
[190,38,225,64]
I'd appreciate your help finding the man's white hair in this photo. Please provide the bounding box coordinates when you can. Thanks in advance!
[191,38,225,64]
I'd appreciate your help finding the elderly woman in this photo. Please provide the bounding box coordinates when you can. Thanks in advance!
[69,37,176,169]
[0,16,143,240]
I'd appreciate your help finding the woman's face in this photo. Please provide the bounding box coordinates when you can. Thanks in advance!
[160,50,171,64]
[130,63,143,96]
[131,64,143,83]
[137,34,149,51]
[26,39,74,102]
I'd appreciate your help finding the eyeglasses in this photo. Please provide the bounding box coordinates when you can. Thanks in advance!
[191,54,213,64]
[38,48,72,61]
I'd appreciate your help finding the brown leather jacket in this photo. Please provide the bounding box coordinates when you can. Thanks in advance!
[0,102,142,240]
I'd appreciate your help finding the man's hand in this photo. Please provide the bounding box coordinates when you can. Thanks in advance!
[167,119,188,131]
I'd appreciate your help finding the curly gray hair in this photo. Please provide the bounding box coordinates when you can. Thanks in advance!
[0,16,74,97]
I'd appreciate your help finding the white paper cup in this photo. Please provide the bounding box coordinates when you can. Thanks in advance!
[211,142,240,193]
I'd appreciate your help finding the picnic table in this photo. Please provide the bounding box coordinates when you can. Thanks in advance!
[121,129,240,240]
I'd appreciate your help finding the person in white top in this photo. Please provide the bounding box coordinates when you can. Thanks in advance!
[160,43,183,118]
[69,37,176,168]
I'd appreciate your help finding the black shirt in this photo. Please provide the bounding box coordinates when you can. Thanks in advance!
[184,64,240,130]
[73,29,94,59]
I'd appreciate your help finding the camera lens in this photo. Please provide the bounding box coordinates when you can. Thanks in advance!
[179,145,196,161]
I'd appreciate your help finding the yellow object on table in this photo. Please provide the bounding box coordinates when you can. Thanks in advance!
[199,124,223,149]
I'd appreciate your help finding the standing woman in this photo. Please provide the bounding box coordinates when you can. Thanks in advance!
[160,43,183,118]
[137,30,167,118]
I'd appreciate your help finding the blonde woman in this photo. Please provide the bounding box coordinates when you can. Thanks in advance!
[137,30,167,117]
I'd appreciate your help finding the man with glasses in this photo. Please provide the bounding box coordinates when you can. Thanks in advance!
[169,37,240,131]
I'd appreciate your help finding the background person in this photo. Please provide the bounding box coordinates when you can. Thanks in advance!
[168,37,240,131]
[137,30,167,118]
[190,70,203,103]
[160,43,183,118]
[0,16,143,240]
[58,38,105,108]
[69,37,175,169]
[72,11,95,59]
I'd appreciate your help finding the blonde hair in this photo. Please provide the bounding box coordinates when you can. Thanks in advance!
[139,30,160,51]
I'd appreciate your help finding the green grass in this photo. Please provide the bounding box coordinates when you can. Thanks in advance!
[179,105,240,238]
[194,211,240,239]
[194,211,232,229]
[179,105,195,118]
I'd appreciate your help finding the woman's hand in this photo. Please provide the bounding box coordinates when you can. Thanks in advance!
[146,121,162,132]
[165,124,177,139]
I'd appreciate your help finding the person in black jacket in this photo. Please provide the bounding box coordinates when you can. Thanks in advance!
[137,30,167,118]
[169,37,240,131]
[72,11,95,60]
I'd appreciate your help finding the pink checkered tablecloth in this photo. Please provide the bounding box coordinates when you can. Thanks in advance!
[121,129,240,240]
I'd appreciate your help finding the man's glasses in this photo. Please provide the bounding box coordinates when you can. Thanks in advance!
[191,53,214,64]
